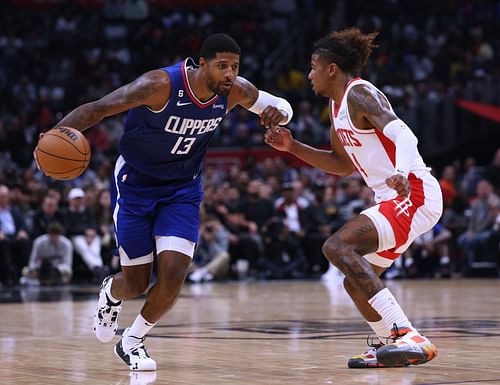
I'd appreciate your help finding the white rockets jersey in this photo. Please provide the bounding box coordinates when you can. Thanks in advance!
[332,78,430,202]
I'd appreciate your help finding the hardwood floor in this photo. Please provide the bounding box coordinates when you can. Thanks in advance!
[1,278,500,384]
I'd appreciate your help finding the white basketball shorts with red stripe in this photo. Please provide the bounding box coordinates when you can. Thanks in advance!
[361,172,443,268]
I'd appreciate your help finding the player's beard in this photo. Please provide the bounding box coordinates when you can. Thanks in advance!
[206,73,232,96]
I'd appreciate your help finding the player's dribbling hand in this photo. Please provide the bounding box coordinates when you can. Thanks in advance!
[385,174,411,198]
[260,106,287,128]
[33,132,45,171]
[264,126,294,152]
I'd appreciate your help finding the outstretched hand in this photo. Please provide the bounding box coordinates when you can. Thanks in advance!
[33,132,45,171]
[385,174,410,198]
[260,106,287,129]
[264,126,294,152]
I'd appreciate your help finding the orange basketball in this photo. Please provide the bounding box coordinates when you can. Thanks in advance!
[35,127,91,180]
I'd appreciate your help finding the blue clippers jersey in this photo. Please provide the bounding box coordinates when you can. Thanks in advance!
[119,58,228,181]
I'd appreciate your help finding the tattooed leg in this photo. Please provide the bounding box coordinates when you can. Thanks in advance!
[322,214,383,299]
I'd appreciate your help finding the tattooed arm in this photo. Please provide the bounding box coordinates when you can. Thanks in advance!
[346,84,398,130]
[53,70,171,132]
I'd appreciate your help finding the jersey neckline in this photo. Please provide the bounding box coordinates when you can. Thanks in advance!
[181,58,219,108]
[332,77,361,118]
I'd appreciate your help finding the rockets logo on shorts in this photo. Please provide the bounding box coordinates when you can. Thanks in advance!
[393,197,413,217]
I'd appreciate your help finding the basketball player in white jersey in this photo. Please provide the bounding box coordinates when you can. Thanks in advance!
[265,28,443,368]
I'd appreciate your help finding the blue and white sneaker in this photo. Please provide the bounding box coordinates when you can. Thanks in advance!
[93,275,122,342]
[115,328,157,371]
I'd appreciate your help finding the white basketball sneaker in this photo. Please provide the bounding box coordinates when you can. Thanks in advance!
[115,328,157,371]
[93,276,122,342]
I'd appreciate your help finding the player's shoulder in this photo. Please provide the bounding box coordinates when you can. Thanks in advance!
[347,80,385,106]
[231,76,253,93]
[349,79,378,95]
[141,69,171,87]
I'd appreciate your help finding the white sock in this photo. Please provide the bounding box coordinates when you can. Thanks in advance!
[367,319,392,343]
[123,314,156,351]
[368,288,413,333]
[105,277,121,304]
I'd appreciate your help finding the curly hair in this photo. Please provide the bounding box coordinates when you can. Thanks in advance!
[313,27,378,75]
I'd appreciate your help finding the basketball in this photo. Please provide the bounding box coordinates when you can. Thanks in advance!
[35,126,91,180]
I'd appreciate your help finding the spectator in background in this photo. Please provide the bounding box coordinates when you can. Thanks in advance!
[0,184,31,285]
[485,148,500,195]
[239,179,275,229]
[289,100,327,145]
[259,216,307,279]
[21,222,73,285]
[31,194,65,239]
[460,157,484,201]
[458,180,500,268]
[63,187,106,282]
[94,189,117,270]
[439,165,458,208]
[301,181,333,277]
[223,205,262,279]
[274,181,309,237]
[404,224,453,278]
[189,216,230,283]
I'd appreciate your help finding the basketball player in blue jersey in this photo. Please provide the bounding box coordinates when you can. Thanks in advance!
[45,34,293,371]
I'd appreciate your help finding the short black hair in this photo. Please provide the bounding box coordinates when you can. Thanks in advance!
[200,33,241,60]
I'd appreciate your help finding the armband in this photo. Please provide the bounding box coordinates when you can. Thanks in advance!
[383,119,418,177]
[248,90,293,125]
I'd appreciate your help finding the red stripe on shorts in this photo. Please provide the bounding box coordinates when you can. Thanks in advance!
[376,250,400,260]
[378,173,425,250]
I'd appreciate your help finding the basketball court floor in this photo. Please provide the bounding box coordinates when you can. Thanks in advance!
[1,278,500,385]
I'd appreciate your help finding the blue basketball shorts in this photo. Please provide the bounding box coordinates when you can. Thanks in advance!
[110,156,203,265]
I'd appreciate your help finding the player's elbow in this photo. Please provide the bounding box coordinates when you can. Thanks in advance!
[336,163,355,176]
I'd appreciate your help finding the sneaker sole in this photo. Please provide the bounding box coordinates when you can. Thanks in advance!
[376,344,437,367]
[348,359,388,369]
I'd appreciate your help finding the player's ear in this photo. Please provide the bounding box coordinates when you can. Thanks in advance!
[328,62,338,77]
[199,57,207,69]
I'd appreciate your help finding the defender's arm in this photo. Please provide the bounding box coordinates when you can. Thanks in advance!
[227,76,293,128]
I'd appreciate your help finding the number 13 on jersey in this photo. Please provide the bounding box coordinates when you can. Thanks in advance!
[171,136,196,155]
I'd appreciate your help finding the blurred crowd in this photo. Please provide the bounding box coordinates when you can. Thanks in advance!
[0,0,499,286]
[0,148,498,286]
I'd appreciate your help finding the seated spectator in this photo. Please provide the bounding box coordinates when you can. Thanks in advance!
[239,179,275,229]
[223,205,262,279]
[301,181,332,277]
[31,193,65,239]
[0,184,31,286]
[259,217,307,279]
[189,216,230,283]
[94,189,118,270]
[404,223,453,278]
[21,222,73,285]
[457,180,500,271]
[63,187,107,282]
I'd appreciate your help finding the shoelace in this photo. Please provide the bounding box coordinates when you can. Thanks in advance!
[366,335,384,349]
[385,323,412,344]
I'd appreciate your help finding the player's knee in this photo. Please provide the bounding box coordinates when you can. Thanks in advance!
[125,277,150,297]
[157,254,190,288]
[322,236,347,266]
